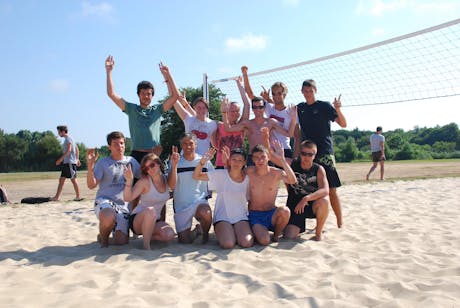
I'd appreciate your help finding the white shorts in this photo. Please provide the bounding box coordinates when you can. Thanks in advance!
[94,199,130,235]
[174,199,209,233]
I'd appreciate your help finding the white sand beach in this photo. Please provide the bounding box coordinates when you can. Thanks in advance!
[1,176,459,307]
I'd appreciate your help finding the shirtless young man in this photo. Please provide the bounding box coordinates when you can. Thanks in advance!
[241,66,296,164]
[246,141,297,245]
[224,96,297,165]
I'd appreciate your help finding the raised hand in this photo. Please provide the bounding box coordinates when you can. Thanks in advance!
[170,145,180,167]
[200,147,217,165]
[123,164,133,182]
[235,76,243,86]
[270,139,285,161]
[288,105,297,120]
[221,145,230,167]
[86,148,99,164]
[333,94,342,109]
[261,126,270,143]
[260,85,270,101]
[105,55,114,72]
[241,66,248,75]
[159,62,170,77]
[221,97,230,113]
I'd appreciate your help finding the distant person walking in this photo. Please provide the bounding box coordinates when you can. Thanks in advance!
[51,125,82,201]
[366,126,385,181]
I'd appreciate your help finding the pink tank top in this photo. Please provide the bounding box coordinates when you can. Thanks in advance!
[215,123,244,167]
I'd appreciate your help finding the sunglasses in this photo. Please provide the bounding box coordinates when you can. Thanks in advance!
[300,151,316,157]
[252,105,265,110]
[146,161,160,169]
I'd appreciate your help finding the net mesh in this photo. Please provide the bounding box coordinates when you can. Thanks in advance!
[211,19,460,107]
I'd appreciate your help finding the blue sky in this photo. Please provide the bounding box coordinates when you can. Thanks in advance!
[1,0,459,147]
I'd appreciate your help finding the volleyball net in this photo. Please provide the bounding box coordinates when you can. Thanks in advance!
[209,18,460,107]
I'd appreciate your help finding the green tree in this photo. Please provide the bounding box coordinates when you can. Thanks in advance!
[432,141,456,153]
[336,137,359,162]
[386,130,408,150]
[0,133,27,172]
[34,134,62,170]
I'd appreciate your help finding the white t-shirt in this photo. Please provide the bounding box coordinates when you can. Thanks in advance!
[265,103,294,149]
[172,155,214,213]
[184,115,217,155]
[207,169,249,224]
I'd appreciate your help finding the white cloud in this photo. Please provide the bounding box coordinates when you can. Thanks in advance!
[371,27,385,36]
[81,1,113,17]
[224,33,269,53]
[414,1,459,13]
[48,79,70,93]
[282,0,300,7]
[355,0,458,16]
[356,0,408,16]
[69,1,116,23]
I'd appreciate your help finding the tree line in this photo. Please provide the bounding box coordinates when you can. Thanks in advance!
[1,85,459,172]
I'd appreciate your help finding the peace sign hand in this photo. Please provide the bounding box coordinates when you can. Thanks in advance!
[333,94,342,109]
[105,55,114,71]
[170,145,180,167]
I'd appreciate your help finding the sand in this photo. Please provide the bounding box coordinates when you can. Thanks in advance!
[1,162,459,307]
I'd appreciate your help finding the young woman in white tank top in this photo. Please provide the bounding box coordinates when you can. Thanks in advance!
[123,149,179,250]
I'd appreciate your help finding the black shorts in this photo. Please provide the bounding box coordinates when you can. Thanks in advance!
[213,219,249,227]
[129,213,161,235]
[59,163,77,179]
[372,151,385,162]
[287,201,315,233]
[315,154,341,188]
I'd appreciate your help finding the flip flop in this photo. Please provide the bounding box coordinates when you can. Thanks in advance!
[73,198,84,201]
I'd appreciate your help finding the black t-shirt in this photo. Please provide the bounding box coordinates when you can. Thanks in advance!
[287,159,320,208]
[297,100,337,156]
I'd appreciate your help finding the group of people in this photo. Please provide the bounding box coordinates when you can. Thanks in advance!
[59,56,352,249]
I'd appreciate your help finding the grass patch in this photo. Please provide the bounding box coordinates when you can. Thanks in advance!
[0,171,89,183]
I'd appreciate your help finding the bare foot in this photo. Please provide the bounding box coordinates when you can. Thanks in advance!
[312,234,322,241]
[272,233,282,242]
[50,197,59,201]
[202,232,209,244]
[193,224,202,238]
[97,233,109,248]
[337,218,343,228]
[366,174,370,181]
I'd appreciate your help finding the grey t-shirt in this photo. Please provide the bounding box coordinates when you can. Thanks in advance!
[94,156,141,206]
[370,133,385,153]
[63,136,77,164]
